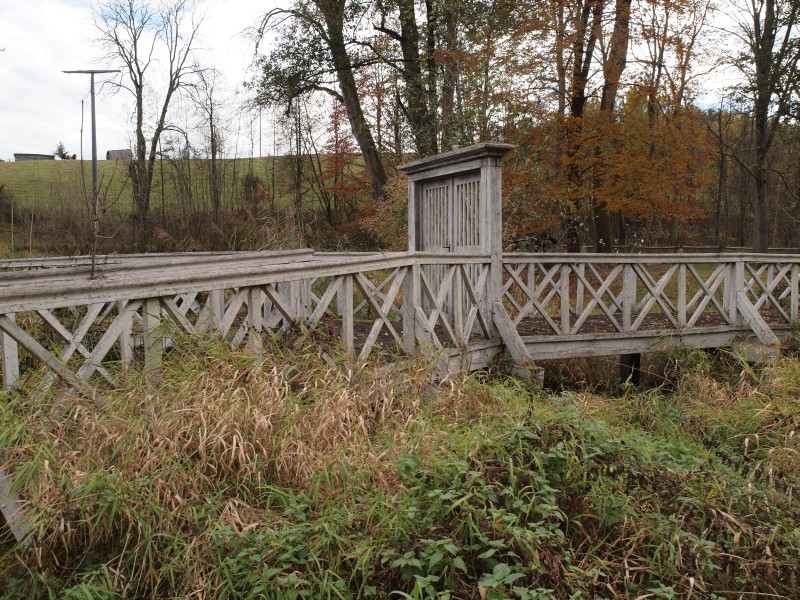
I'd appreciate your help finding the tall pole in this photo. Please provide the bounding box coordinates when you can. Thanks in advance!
[63,69,118,278]
[90,73,99,226]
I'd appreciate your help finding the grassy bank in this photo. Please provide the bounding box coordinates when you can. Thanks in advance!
[0,155,377,255]
[0,341,798,598]
[0,157,288,213]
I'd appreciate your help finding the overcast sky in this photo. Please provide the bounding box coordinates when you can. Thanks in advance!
[1,1,742,163]
[0,0,276,162]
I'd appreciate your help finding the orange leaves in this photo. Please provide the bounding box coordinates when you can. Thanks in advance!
[502,96,713,238]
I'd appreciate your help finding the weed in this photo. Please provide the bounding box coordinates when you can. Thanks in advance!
[0,340,798,598]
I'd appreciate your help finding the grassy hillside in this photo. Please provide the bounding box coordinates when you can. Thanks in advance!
[0,156,290,214]
[0,340,798,598]
[0,156,357,255]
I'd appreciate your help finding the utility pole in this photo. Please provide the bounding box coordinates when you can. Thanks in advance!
[63,69,119,278]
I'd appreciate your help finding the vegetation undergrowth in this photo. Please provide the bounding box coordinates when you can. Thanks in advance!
[0,341,798,598]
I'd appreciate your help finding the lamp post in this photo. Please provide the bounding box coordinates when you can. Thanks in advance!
[63,69,119,277]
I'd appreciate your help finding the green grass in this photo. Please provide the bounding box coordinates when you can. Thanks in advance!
[0,156,292,215]
[0,340,799,598]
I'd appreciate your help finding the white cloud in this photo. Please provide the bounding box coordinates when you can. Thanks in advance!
[0,0,279,162]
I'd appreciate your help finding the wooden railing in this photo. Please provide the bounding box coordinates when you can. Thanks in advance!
[2,251,799,393]
[0,250,494,392]
[501,253,797,357]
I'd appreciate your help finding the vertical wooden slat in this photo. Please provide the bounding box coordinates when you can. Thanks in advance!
[575,263,585,315]
[791,263,799,323]
[246,287,263,356]
[142,298,163,386]
[560,264,570,335]
[677,263,687,327]
[402,264,420,353]
[294,280,311,321]
[340,275,354,357]
[728,260,744,326]
[454,264,464,343]
[208,289,225,335]
[480,158,502,343]
[1,313,19,390]
[117,301,134,366]
[622,264,635,332]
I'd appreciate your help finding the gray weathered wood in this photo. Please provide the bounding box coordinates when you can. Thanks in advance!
[1,313,19,389]
[0,314,92,394]
[0,468,31,544]
[339,275,354,357]
[492,302,533,366]
[737,292,780,345]
[142,298,163,386]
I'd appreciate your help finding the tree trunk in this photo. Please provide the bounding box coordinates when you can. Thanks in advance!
[317,0,387,198]
[397,0,437,156]
[564,0,603,252]
[593,0,631,253]
[440,0,458,151]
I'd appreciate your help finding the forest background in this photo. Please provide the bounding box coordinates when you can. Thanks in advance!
[1,0,798,256]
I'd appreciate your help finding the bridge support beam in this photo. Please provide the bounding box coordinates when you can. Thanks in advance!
[493,302,544,387]
[620,353,641,386]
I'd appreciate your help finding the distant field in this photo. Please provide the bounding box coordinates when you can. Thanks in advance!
[0,156,292,215]
[0,154,373,255]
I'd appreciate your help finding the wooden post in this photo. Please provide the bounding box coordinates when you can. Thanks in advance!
[1,313,20,389]
[340,275,354,357]
[622,264,635,332]
[791,263,799,323]
[116,301,134,366]
[453,264,464,344]
[575,263,585,315]
[294,279,311,321]
[560,264,570,335]
[402,264,420,354]
[677,263,687,328]
[207,289,225,336]
[142,298,163,386]
[728,260,744,326]
[247,287,263,357]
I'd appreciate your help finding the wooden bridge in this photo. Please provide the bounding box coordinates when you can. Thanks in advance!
[0,143,797,541]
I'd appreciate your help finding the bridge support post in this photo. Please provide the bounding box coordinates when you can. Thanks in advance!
[142,298,163,386]
[620,353,641,386]
[727,259,745,326]
[1,313,19,389]
[402,264,423,354]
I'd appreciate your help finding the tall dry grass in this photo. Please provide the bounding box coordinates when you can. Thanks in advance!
[1,341,799,598]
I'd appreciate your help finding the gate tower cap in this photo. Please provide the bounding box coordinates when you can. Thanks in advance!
[397,142,515,176]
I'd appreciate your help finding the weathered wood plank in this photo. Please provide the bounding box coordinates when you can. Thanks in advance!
[340,275,354,357]
[1,313,19,389]
[0,468,31,544]
[0,314,92,394]
[492,302,532,365]
[736,292,780,346]
[142,298,163,386]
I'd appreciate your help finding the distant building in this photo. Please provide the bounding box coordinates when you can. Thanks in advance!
[14,153,55,162]
[106,149,132,161]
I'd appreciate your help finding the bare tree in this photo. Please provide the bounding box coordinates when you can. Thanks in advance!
[730,0,800,251]
[190,68,226,221]
[253,0,387,199]
[95,0,203,251]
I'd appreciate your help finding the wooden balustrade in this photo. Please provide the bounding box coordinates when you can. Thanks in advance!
[500,253,795,359]
[0,251,496,392]
[2,251,798,393]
